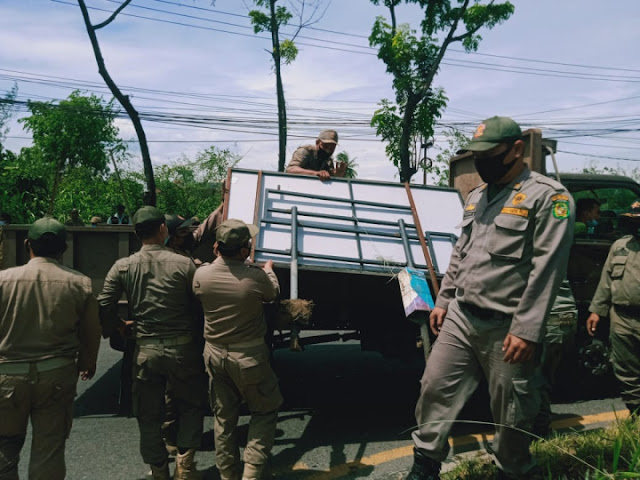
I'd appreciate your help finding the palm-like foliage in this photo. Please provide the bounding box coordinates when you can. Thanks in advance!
[336,151,358,179]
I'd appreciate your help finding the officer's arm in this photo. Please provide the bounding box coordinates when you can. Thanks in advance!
[588,244,615,317]
[78,292,101,380]
[97,262,125,339]
[259,261,280,302]
[509,192,574,343]
[192,204,223,248]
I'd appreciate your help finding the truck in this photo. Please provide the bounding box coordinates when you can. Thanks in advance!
[2,129,638,398]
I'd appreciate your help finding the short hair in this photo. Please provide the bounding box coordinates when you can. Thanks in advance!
[576,198,600,219]
[134,220,164,240]
[29,233,67,258]
[217,240,247,258]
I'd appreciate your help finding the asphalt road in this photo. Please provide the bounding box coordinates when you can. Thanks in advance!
[17,337,626,480]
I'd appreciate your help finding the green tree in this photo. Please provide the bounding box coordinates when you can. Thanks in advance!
[336,151,359,179]
[369,0,514,183]
[0,83,18,152]
[249,0,329,171]
[77,0,157,206]
[155,146,241,219]
[19,90,126,214]
[430,127,470,186]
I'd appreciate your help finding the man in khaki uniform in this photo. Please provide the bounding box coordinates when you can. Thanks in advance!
[587,201,640,415]
[407,117,574,480]
[286,129,346,181]
[98,206,206,480]
[0,217,101,480]
[533,280,578,436]
[193,219,282,480]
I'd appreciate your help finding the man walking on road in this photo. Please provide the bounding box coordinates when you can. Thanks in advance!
[587,200,640,415]
[98,206,207,480]
[193,219,282,480]
[0,217,101,480]
[407,117,574,480]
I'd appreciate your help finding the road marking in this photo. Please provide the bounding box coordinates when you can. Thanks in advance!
[275,409,630,479]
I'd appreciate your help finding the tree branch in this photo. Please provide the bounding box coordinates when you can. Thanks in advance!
[94,0,133,30]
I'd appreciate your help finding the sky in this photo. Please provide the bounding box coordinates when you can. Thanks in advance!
[1,0,640,183]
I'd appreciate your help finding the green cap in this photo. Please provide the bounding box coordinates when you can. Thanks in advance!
[132,206,165,226]
[216,219,259,248]
[28,217,66,242]
[318,129,338,144]
[460,116,522,153]
[165,214,194,235]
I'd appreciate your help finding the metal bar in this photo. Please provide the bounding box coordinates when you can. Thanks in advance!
[266,188,413,211]
[250,170,263,263]
[398,219,415,269]
[268,207,416,229]
[290,206,299,300]
[348,181,364,268]
[255,247,409,268]
[262,217,410,239]
[222,167,232,221]
[404,183,440,296]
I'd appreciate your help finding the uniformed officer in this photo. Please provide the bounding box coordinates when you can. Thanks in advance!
[98,206,207,480]
[286,129,346,181]
[0,217,101,480]
[407,117,574,480]
[533,280,578,436]
[587,200,640,415]
[193,219,282,480]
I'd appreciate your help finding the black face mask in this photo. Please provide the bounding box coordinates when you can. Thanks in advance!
[317,147,331,162]
[474,146,517,184]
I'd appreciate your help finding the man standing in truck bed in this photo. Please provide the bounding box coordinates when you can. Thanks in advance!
[407,117,574,480]
[98,206,207,480]
[286,129,347,181]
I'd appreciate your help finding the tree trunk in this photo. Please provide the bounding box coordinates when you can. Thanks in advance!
[399,94,419,183]
[77,0,157,206]
[270,0,288,172]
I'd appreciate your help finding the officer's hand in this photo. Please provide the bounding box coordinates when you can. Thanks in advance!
[316,170,331,181]
[117,319,134,338]
[586,313,600,337]
[80,365,96,381]
[263,260,274,272]
[429,307,447,336]
[333,161,347,178]
[502,333,535,364]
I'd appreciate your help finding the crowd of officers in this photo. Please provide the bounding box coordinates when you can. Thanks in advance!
[0,121,639,480]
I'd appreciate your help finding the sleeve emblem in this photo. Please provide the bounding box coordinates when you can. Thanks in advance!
[552,199,570,219]
[512,193,526,206]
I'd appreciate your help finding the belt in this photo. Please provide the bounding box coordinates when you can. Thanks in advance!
[210,337,265,350]
[547,311,577,326]
[0,357,75,375]
[614,305,640,317]
[137,335,192,346]
[459,302,509,320]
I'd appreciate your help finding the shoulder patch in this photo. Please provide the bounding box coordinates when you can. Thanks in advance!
[551,194,569,202]
[552,199,570,219]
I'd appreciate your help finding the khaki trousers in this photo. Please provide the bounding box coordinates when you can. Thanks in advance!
[610,307,640,407]
[0,363,77,480]
[203,342,282,480]
[133,342,207,466]
[412,299,541,476]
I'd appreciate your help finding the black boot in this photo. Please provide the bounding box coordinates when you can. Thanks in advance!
[406,448,441,480]
[626,403,640,416]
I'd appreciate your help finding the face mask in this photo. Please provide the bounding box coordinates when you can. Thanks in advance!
[474,146,517,184]
[317,148,330,162]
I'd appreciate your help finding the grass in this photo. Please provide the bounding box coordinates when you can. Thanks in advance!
[442,415,640,479]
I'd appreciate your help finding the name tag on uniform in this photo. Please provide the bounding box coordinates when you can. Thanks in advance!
[500,207,529,218]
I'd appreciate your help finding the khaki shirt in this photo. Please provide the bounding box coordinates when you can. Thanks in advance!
[0,257,100,369]
[589,235,640,316]
[436,167,574,342]
[193,256,280,345]
[98,244,197,339]
[286,145,333,173]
